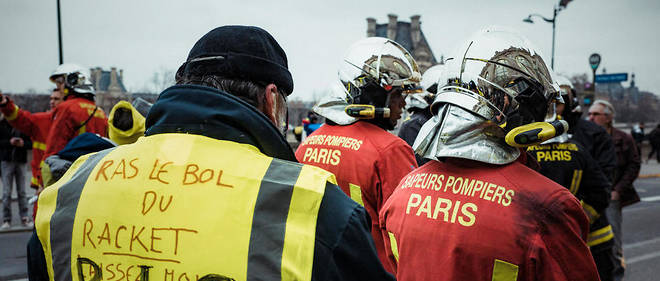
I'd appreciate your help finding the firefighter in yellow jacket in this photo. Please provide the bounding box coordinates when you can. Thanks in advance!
[27,26,394,281]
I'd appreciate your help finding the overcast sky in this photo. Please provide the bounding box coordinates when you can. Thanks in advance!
[1,0,658,101]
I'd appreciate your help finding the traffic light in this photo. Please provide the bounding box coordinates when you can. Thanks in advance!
[583,94,595,108]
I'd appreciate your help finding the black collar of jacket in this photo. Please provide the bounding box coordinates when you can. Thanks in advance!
[145,84,296,162]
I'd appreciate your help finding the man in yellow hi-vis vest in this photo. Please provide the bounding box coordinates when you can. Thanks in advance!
[27,26,394,281]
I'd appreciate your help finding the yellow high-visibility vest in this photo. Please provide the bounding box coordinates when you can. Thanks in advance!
[35,133,335,281]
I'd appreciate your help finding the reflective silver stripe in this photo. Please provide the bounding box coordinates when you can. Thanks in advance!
[49,149,114,281]
[247,158,301,281]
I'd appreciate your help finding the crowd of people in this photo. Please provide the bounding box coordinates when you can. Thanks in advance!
[0,24,647,281]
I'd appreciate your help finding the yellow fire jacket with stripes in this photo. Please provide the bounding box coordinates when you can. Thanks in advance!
[528,140,614,250]
[29,85,395,281]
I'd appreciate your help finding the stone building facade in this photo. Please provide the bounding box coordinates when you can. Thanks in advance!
[89,67,130,112]
[367,14,440,73]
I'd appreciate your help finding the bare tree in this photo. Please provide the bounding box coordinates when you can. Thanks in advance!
[148,67,175,94]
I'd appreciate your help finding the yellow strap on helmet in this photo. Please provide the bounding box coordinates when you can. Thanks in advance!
[505,120,568,147]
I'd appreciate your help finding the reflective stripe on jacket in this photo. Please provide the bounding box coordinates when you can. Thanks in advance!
[528,141,614,248]
[35,133,332,281]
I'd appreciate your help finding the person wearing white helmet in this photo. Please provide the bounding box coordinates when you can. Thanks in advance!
[379,27,599,281]
[49,63,95,97]
[296,37,420,273]
[42,63,107,163]
[588,99,641,280]
[398,64,444,166]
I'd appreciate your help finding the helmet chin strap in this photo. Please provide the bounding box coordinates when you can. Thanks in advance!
[344,85,395,120]
[504,119,568,147]
[345,105,390,119]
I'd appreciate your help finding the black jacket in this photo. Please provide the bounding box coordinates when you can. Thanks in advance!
[398,109,433,166]
[529,140,613,252]
[0,118,31,163]
[571,118,617,181]
[28,85,394,281]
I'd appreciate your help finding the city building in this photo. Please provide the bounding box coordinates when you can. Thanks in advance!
[366,14,440,73]
[89,67,129,112]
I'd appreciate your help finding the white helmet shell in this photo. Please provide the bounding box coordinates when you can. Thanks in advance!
[406,64,446,111]
[555,75,574,89]
[421,64,445,94]
[338,37,421,100]
[50,63,95,95]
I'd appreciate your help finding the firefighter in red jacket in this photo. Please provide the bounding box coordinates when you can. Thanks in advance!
[43,64,108,160]
[379,28,600,281]
[296,37,419,272]
[0,88,63,190]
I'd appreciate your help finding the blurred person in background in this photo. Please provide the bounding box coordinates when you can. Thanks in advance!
[0,114,32,229]
[302,111,322,137]
[631,122,645,155]
[0,88,64,194]
[589,99,641,280]
[647,124,660,163]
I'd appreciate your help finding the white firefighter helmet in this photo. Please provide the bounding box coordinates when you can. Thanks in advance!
[338,37,421,100]
[49,63,95,95]
[407,64,446,111]
[414,26,562,164]
[555,75,574,89]
[315,37,421,125]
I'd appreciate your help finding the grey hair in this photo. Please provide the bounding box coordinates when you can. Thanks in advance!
[175,72,266,110]
[592,99,615,116]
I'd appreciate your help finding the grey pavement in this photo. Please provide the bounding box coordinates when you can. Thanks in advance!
[637,142,660,178]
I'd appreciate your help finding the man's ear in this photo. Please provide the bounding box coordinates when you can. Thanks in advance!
[262,83,279,125]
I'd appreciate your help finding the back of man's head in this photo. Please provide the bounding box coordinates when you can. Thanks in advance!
[175,25,293,110]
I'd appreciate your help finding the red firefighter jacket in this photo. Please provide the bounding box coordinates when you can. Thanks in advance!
[44,96,108,159]
[296,121,417,273]
[0,99,52,187]
[380,159,600,281]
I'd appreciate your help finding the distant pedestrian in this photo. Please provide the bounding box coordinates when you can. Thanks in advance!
[589,99,641,280]
[647,124,660,163]
[631,122,645,155]
[0,116,32,229]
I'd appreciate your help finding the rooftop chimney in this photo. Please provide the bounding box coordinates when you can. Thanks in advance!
[387,14,398,40]
[410,15,421,48]
[367,17,376,37]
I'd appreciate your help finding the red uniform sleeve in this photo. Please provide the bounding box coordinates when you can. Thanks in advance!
[526,189,600,281]
[374,140,416,271]
[379,214,399,275]
[375,140,417,209]
[1,99,39,137]
[44,106,76,158]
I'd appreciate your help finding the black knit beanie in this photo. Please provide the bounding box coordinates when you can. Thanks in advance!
[177,25,294,95]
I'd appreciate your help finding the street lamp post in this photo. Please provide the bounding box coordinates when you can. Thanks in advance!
[523,6,561,70]
[57,0,63,64]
